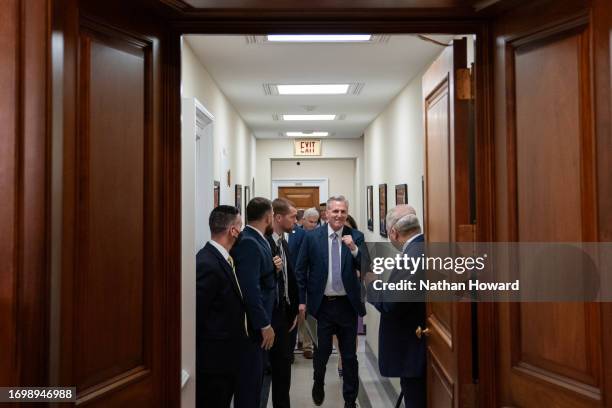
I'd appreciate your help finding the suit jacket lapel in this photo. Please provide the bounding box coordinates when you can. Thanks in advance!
[208,243,244,301]
[246,226,272,257]
[319,227,329,273]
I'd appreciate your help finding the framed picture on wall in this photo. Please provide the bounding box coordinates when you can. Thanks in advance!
[213,181,220,208]
[379,183,387,237]
[395,184,408,205]
[235,184,242,213]
[366,186,374,231]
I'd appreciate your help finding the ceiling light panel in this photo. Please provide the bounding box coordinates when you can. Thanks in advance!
[263,83,365,96]
[286,131,329,137]
[267,34,372,43]
[277,84,350,95]
[282,114,336,121]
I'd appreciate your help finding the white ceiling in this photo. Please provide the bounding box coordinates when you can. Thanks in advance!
[184,34,455,139]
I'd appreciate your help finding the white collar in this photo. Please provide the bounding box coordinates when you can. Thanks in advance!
[209,239,230,261]
[327,224,343,238]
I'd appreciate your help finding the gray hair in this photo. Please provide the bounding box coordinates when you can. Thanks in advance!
[326,195,349,208]
[386,205,420,234]
[303,207,320,220]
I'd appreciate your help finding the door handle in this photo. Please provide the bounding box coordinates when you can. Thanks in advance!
[416,326,431,339]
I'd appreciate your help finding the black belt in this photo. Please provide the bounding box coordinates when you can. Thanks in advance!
[324,295,346,301]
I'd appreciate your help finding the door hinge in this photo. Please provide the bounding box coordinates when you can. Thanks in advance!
[456,68,473,100]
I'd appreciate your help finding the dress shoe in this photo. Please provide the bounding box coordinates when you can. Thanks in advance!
[303,349,313,359]
[312,382,325,406]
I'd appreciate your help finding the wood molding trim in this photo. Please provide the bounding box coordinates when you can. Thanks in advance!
[0,0,51,388]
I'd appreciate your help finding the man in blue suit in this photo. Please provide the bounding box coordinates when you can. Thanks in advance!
[295,195,366,408]
[366,205,426,408]
[288,221,306,270]
[231,197,278,403]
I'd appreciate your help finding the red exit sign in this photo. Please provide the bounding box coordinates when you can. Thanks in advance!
[294,139,322,156]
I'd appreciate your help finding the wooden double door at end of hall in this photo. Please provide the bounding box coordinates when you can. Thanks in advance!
[278,186,320,210]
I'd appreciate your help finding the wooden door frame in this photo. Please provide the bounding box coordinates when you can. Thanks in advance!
[8,0,611,406]
[162,10,498,407]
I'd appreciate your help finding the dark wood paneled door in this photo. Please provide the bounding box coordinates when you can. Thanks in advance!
[52,0,180,406]
[422,38,475,408]
[278,186,320,210]
[491,0,612,406]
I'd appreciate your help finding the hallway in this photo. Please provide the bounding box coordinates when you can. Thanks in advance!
[2,1,611,407]
[276,336,400,408]
[179,33,467,407]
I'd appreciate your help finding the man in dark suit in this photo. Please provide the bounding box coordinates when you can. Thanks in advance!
[231,197,277,403]
[260,198,300,408]
[288,221,306,275]
[316,202,328,227]
[286,212,306,362]
[295,195,366,408]
[366,205,426,408]
[196,205,255,407]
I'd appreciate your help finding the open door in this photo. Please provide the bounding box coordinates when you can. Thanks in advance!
[422,38,476,408]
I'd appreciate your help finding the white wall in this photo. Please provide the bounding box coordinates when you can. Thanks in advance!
[256,138,364,228]
[362,66,427,361]
[180,39,257,408]
[182,38,256,207]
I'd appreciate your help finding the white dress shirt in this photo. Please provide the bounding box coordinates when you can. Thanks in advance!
[324,225,359,296]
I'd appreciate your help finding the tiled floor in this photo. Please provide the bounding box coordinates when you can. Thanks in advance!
[263,336,397,407]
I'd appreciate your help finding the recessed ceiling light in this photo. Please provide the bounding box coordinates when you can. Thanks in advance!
[267,34,372,43]
[286,131,329,137]
[277,84,350,95]
[282,114,336,121]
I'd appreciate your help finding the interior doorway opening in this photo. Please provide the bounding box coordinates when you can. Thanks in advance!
[180,32,479,407]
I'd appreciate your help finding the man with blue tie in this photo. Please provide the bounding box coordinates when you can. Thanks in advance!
[231,197,278,404]
[295,195,366,408]
[366,205,426,408]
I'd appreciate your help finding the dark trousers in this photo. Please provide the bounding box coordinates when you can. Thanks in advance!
[197,371,235,408]
[289,325,298,354]
[261,302,293,408]
[400,377,426,408]
[196,338,261,408]
[313,296,359,403]
[235,339,263,408]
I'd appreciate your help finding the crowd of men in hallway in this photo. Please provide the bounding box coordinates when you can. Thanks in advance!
[196,195,426,408]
